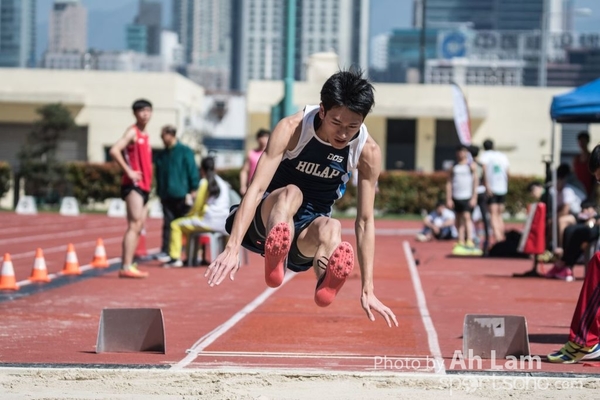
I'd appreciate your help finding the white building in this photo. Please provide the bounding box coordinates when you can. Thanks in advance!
[160,30,184,69]
[93,51,164,72]
[48,0,87,53]
[43,52,84,69]
[231,0,370,91]
[0,68,205,167]
[370,33,390,71]
[173,0,231,90]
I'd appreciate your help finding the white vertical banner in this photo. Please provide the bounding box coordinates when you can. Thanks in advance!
[451,82,472,146]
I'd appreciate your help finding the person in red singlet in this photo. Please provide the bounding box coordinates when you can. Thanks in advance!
[573,131,595,199]
[109,99,154,279]
[239,128,270,195]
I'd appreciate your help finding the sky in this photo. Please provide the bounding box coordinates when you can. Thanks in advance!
[35,0,600,60]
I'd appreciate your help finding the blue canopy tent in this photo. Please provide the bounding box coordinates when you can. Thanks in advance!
[551,78,600,123]
[547,79,600,249]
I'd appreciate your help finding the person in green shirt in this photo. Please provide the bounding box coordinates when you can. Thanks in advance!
[154,125,199,262]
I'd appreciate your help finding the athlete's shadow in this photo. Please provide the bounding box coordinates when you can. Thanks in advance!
[528,333,569,344]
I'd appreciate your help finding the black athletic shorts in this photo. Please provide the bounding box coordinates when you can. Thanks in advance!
[487,194,506,205]
[121,185,150,205]
[453,198,473,214]
[225,195,322,272]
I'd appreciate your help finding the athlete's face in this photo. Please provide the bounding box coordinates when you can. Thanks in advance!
[318,105,364,149]
[134,106,152,125]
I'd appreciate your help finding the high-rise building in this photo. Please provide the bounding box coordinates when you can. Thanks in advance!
[231,0,370,92]
[127,0,162,55]
[415,0,550,31]
[48,0,86,53]
[173,0,231,90]
[0,0,36,67]
[370,33,389,71]
[173,0,231,67]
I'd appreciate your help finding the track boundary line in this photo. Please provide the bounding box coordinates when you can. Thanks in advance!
[402,240,446,375]
[171,272,297,370]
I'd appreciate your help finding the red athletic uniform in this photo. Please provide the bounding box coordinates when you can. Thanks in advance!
[121,125,153,192]
[569,252,600,347]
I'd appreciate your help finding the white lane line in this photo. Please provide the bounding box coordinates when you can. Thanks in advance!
[341,228,419,236]
[6,237,124,261]
[402,240,446,375]
[0,226,124,245]
[171,272,297,370]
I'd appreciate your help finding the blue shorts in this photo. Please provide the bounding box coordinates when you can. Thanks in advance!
[225,195,322,272]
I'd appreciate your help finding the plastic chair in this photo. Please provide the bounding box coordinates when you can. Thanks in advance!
[185,231,248,267]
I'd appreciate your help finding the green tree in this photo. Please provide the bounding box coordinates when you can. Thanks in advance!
[18,103,76,204]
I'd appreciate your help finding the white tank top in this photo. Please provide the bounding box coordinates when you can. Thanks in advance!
[452,163,473,200]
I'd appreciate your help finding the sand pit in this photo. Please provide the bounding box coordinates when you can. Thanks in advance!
[1,367,600,399]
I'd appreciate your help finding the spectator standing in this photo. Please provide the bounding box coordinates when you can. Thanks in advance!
[469,145,491,254]
[153,125,199,262]
[446,144,480,255]
[479,139,510,243]
[239,129,270,195]
[573,131,595,199]
[109,99,154,279]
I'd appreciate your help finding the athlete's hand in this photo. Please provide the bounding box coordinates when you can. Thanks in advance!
[205,247,241,286]
[446,199,454,210]
[361,291,398,327]
[127,169,143,183]
[469,198,477,208]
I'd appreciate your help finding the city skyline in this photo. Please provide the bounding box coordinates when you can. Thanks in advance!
[34,0,600,60]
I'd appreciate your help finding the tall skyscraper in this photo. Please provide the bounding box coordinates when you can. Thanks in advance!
[231,0,370,92]
[172,0,231,90]
[0,0,36,67]
[173,0,231,67]
[127,0,162,55]
[48,0,87,53]
[415,0,547,31]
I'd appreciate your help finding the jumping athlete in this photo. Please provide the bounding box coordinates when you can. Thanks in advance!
[205,70,398,327]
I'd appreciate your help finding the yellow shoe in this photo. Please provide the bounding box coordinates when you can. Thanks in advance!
[547,342,600,363]
[118,263,149,279]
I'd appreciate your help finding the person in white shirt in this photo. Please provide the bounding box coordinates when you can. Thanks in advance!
[416,201,458,242]
[479,139,510,243]
[555,163,587,249]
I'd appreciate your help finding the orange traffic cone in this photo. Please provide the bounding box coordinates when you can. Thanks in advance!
[0,253,19,290]
[62,243,81,275]
[29,248,51,282]
[91,238,109,268]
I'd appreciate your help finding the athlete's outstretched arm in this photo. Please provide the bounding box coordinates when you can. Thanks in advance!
[205,111,303,286]
[355,136,398,327]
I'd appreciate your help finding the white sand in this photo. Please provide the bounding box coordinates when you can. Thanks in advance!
[1,367,599,400]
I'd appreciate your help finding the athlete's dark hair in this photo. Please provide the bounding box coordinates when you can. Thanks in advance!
[589,145,600,174]
[320,69,374,118]
[201,157,220,198]
[132,99,152,111]
[483,139,494,151]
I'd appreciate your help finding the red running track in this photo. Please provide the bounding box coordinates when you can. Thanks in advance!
[0,213,598,375]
